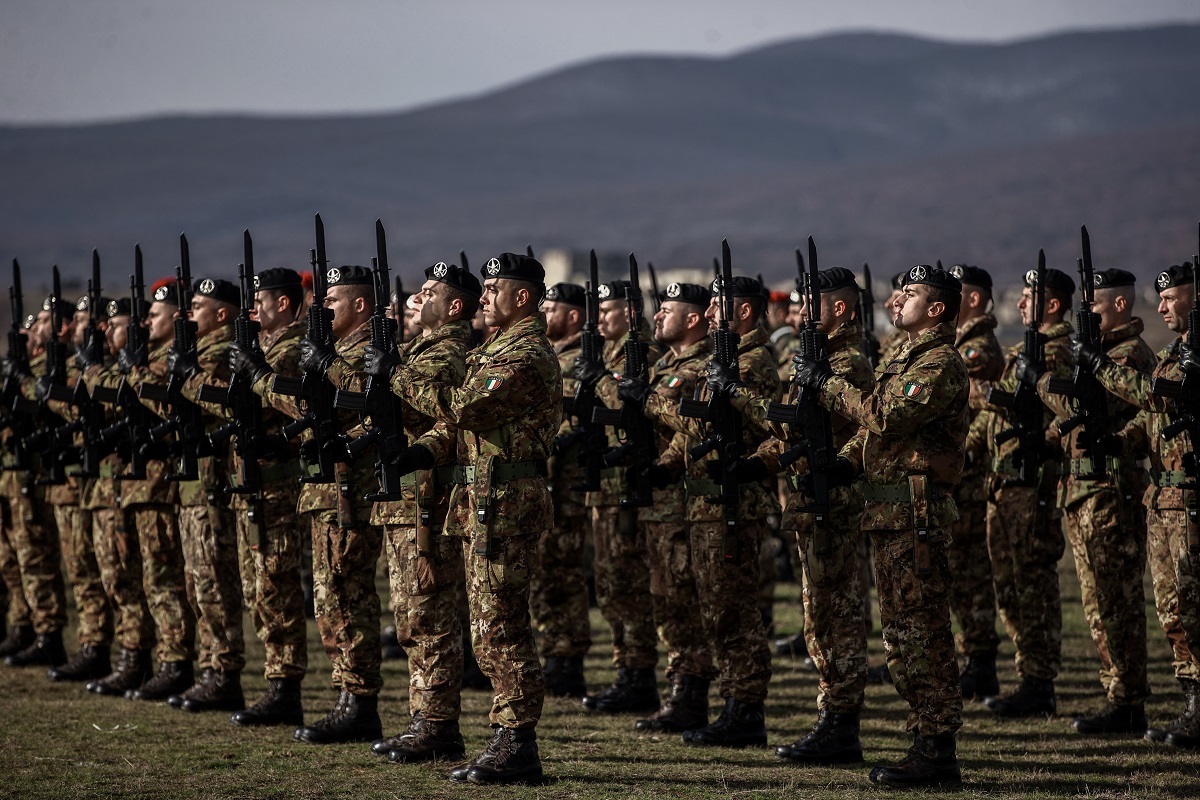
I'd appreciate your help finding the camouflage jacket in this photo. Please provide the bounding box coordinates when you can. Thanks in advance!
[176,324,235,507]
[549,332,587,504]
[827,322,969,530]
[80,360,124,511]
[108,342,178,508]
[769,326,800,385]
[877,327,908,367]
[0,351,48,502]
[954,313,1005,503]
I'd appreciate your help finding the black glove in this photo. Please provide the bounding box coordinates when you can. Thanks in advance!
[639,463,675,491]
[1180,343,1200,377]
[706,361,744,398]
[228,341,273,384]
[554,430,583,456]
[797,456,856,496]
[167,349,198,380]
[573,357,608,388]
[1093,431,1123,459]
[323,434,353,465]
[617,377,651,406]
[1,357,28,380]
[1070,335,1108,373]
[299,338,337,374]
[792,355,834,393]
[81,328,106,368]
[725,457,769,484]
[394,444,435,477]
[1013,352,1045,387]
[363,344,403,379]
[117,345,145,375]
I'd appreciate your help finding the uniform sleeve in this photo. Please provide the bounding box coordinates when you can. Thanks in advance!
[1095,359,1162,412]
[822,353,965,439]
[413,419,460,466]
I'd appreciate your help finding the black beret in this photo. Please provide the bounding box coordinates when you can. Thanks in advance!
[151,282,180,306]
[788,288,802,304]
[709,275,762,299]
[106,297,132,318]
[41,296,75,318]
[254,267,302,293]
[325,265,374,288]
[425,261,482,298]
[890,270,908,291]
[1092,268,1136,289]
[816,267,859,293]
[948,264,992,290]
[901,264,961,294]
[1024,267,1076,295]
[193,277,241,307]
[663,282,710,307]
[1155,263,1195,292]
[598,280,631,303]
[544,282,586,308]
[75,294,116,317]
[480,252,545,284]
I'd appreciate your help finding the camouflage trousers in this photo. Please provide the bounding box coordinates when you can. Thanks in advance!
[131,504,195,663]
[385,523,463,721]
[1147,508,1200,683]
[53,504,112,648]
[461,531,544,729]
[987,483,1064,681]
[0,500,32,628]
[179,502,244,673]
[947,495,1000,655]
[646,517,715,681]
[311,511,383,696]
[93,506,154,652]
[689,518,773,703]
[529,494,591,659]
[9,491,66,634]
[236,490,307,682]
[871,528,963,736]
[1063,489,1150,705]
[592,506,657,670]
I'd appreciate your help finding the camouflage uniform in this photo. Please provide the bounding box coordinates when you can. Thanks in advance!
[0,482,32,632]
[394,312,561,729]
[824,322,968,737]
[877,327,908,367]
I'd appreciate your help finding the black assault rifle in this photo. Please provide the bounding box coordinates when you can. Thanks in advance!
[563,249,607,492]
[25,267,71,485]
[1,259,33,471]
[56,250,109,478]
[860,262,881,368]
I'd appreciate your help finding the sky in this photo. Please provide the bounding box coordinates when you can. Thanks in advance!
[2,0,1198,124]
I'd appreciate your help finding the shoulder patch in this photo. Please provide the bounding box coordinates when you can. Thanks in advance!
[902,381,924,398]
[665,376,681,388]
[964,347,980,360]
[483,376,503,391]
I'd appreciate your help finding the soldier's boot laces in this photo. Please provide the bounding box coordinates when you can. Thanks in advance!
[88,648,152,696]
[543,656,588,698]
[869,733,963,789]
[773,631,809,658]
[635,676,709,733]
[385,716,466,763]
[168,667,214,708]
[449,726,543,785]
[1165,681,1200,750]
[294,690,382,744]
[0,624,35,659]
[47,643,110,682]
[126,659,194,702]
[775,708,864,764]
[380,624,406,661]
[959,650,999,700]
[1072,701,1147,735]
[584,666,659,714]
[5,630,67,668]
[1147,680,1200,743]
[984,676,1056,717]
[232,678,304,727]
[181,669,244,713]
[681,697,767,748]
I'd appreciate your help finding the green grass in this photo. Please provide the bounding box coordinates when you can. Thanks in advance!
[2,552,1199,799]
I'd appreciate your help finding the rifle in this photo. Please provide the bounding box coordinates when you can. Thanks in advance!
[564,249,606,492]
[987,249,1048,486]
[646,261,662,314]
[860,262,881,368]
[679,239,744,560]
[55,251,109,478]
[1,259,33,470]
[24,266,71,485]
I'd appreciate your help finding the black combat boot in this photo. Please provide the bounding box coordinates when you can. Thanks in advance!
[47,643,111,682]
[88,648,153,696]
[1165,682,1200,750]
[1147,680,1199,743]
[681,696,767,748]
[294,690,382,744]
[635,676,709,733]
[984,676,1056,717]
[384,716,466,763]
[869,733,962,789]
[543,656,588,698]
[773,631,809,658]
[232,678,304,727]
[5,630,67,667]
[127,660,194,702]
[449,726,543,785]
[381,624,406,661]
[181,669,244,713]
[775,708,864,764]
[959,650,1000,700]
[0,624,34,658]
[583,666,659,714]
[1072,702,1147,734]
[168,667,214,708]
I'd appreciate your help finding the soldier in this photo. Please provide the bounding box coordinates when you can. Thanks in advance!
[793,264,969,788]
[374,252,560,785]
[0,311,38,660]
[970,268,1074,718]
[537,281,592,697]
[945,264,1005,698]
[875,270,909,366]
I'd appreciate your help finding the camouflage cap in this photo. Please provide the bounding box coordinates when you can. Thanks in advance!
[479,252,545,284]
[544,282,586,308]
[325,265,373,288]
[901,264,961,293]
[949,264,992,290]
[816,266,859,293]
[425,261,483,298]
[1155,262,1195,292]
[254,267,302,293]
[710,275,762,299]
[193,277,240,307]
[663,282,709,308]
[106,297,132,317]
[598,280,632,303]
[1093,268,1136,289]
[1024,267,1075,295]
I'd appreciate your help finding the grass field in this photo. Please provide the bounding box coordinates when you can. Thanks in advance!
[3,553,1199,800]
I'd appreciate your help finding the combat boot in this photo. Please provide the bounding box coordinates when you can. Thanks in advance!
[232,678,304,727]
[681,697,767,748]
[47,644,111,682]
[635,676,709,733]
[959,650,999,700]
[0,624,34,659]
[543,656,587,698]
[294,690,382,744]
[168,667,214,708]
[181,669,244,713]
[869,733,962,789]
[1165,682,1200,750]
[775,708,863,765]
[450,726,543,785]
[1147,680,1199,743]
[584,666,659,714]
[88,648,152,696]
[5,630,67,668]
[984,676,1056,717]
[773,631,809,658]
[381,624,406,661]
[1072,702,1147,734]
[127,660,194,701]
[384,716,466,763]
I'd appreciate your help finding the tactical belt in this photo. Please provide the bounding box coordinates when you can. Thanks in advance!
[1069,456,1122,479]
[399,466,460,489]
[861,482,912,503]
[683,478,758,496]
[1152,469,1192,488]
[992,456,1059,479]
[446,461,547,485]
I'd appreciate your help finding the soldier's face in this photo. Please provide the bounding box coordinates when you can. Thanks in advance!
[253,290,287,333]
[597,299,629,341]
[893,284,941,333]
[189,295,228,338]
[481,278,526,329]
[146,302,177,345]
[886,289,905,326]
[543,300,580,340]
[1091,287,1127,332]
[799,295,839,334]
[71,309,89,347]
[30,310,52,349]
[654,301,698,346]
[325,285,370,338]
[107,316,129,354]
[1158,286,1195,334]
[1018,287,1036,327]
[785,303,803,331]
[416,279,453,332]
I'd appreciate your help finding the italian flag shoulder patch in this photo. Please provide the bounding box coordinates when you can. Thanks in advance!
[902,381,924,398]
[665,376,681,388]
[483,376,503,391]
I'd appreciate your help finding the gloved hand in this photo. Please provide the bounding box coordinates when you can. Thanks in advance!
[81,328,106,368]
[573,357,608,388]
[167,349,198,380]
[394,444,435,476]
[228,341,273,383]
[796,456,857,496]
[792,355,834,392]
[554,430,583,456]
[117,344,145,375]
[299,338,337,374]
[363,344,403,379]
[617,377,651,406]
[1180,343,1200,377]
[724,457,769,484]
[1013,352,1045,387]
[706,361,744,397]
[1093,431,1123,459]
[639,462,676,491]
[1070,335,1108,373]
[323,434,353,465]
